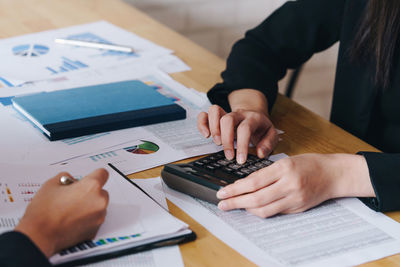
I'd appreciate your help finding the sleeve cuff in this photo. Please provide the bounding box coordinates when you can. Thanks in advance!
[207,83,278,113]
[0,231,51,267]
[357,151,400,212]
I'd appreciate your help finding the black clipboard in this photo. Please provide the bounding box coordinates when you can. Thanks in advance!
[56,231,196,266]
[54,164,196,267]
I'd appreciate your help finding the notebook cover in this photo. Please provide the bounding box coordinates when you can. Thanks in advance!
[12,80,186,140]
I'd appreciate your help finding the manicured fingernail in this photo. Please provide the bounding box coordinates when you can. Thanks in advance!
[225,149,234,160]
[258,147,266,158]
[213,135,221,145]
[217,189,227,199]
[218,201,228,210]
[237,153,246,164]
[202,129,209,138]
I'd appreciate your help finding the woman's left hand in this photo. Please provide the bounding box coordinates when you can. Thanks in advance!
[216,153,375,218]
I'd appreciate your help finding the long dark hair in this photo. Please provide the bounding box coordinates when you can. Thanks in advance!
[351,0,400,89]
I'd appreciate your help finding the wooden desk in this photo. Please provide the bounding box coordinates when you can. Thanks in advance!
[2,0,399,266]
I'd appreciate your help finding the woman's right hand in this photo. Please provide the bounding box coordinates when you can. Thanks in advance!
[197,103,278,164]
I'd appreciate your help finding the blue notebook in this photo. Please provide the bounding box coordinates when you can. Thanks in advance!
[12,80,186,141]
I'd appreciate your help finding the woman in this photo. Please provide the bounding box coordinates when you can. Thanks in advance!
[0,169,109,266]
[197,0,400,218]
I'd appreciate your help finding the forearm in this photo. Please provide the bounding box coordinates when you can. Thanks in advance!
[228,89,270,116]
[324,154,375,199]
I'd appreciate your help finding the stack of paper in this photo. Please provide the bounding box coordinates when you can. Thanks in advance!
[0,21,186,88]
[0,163,190,266]
[163,155,400,267]
[0,21,220,175]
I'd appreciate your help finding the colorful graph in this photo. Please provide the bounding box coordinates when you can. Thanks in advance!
[46,56,89,74]
[88,140,159,162]
[95,233,141,246]
[59,233,142,256]
[0,182,41,204]
[18,182,40,202]
[1,183,14,203]
[12,44,49,57]
[144,81,180,102]
[124,140,159,154]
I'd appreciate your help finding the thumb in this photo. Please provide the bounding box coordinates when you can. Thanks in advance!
[256,126,279,158]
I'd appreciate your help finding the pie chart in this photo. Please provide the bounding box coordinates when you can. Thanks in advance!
[124,140,159,155]
[12,44,49,57]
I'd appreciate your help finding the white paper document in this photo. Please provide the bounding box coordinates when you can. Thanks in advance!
[0,163,189,266]
[82,178,184,267]
[0,21,190,108]
[0,69,219,173]
[46,71,220,174]
[0,21,216,177]
[0,21,171,86]
[82,246,183,267]
[162,161,400,267]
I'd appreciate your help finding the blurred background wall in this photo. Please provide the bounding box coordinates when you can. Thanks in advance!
[125,0,339,119]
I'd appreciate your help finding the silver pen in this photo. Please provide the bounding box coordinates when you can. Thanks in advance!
[59,175,75,185]
[55,38,135,53]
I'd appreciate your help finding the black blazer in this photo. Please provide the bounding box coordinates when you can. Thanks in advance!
[0,231,51,267]
[208,0,400,212]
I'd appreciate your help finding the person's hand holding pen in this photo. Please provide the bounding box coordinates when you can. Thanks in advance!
[14,169,110,258]
[197,89,278,163]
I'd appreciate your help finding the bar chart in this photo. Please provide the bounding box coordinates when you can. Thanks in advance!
[46,57,89,75]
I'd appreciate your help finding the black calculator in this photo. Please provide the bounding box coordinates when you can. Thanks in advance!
[161,150,274,204]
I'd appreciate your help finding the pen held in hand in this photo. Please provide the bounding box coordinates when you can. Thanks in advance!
[55,38,136,53]
[60,175,75,185]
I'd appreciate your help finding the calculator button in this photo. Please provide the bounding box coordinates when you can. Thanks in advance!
[201,159,211,164]
[240,168,252,174]
[240,162,251,168]
[210,153,224,160]
[246,159,256,164]
[222,167,234,173]
[229,164,242,170]
[255,162,266,168]
[194,161,205,167]
[217,159,231,166]
[248,165,260,171]
[205,165,216,171]
[211,163,222,168]
[261,159,273,165]
[234,171,246,178]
